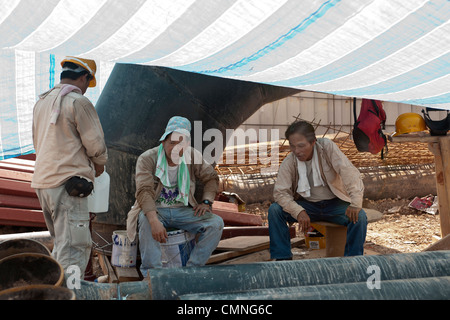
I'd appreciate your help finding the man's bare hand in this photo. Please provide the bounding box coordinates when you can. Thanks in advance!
[297,210,310,232]
[346,206,361,224]
[146,211,167,243]
[94,163,104,177]
[193,203,211,217]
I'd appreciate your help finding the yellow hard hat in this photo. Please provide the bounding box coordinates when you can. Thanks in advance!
[61,56,96,87]
[392,113,426,137]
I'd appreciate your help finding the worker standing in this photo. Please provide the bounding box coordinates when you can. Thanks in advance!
[31,56,107,278]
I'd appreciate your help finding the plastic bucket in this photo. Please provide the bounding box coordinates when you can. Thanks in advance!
[161,230,196,268]
[111,230,138,267]
[0,284,76,300]
[0,253,64,292]
[0,238,51,260]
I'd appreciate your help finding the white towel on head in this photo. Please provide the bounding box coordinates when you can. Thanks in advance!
[296,146,325,198]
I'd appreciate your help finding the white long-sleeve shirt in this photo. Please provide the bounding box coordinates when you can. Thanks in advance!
[273,138,364,220]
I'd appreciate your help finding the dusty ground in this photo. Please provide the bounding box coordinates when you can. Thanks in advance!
[245,197,443,256]
[363,197,442,254]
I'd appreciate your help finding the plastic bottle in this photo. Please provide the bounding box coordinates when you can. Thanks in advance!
[88,170,110,213]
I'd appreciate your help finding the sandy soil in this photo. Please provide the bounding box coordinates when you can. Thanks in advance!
[363,198,442,254]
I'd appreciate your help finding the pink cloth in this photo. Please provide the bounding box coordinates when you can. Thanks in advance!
[49,84,82,124]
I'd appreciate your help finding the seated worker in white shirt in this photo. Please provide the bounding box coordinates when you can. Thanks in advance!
[269,120,367,259]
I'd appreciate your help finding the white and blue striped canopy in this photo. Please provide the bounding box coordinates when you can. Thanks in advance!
[1,0,450,159]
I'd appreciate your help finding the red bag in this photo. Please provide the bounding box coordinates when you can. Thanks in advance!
[352,98,388,158]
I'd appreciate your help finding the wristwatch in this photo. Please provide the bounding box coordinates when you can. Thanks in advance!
[202,200,213,207]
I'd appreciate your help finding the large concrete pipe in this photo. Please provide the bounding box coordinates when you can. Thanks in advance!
[72,279,121,301]
[73,251,450,300]
[94,64,298,227]
[179,276,450,300]
[0,253,64,292]
[0,238,51,260]
[0,231,53,252]
[146,250,450,300]
[0,285,76,300]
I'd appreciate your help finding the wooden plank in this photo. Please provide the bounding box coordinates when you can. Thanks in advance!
[221,226,269,239]
[389,133,440,143]
[0,194,41,209]
[212,201,239,212]
[212,208,263,226]
[17,154,36,161]
[0,178,37,197]
[97,252,119,283]
[207,246,268,264]
[0,158,36,168]
[429,140,450,237]
[0,161,35,173]
[424,234,450,251]
[0,168,33,182]
[97,252,109,275]
[438,138,450,237]
[0,207,46,227]
[217,237,306,265]
[207,237,304,265]
[114,266,141,282]
[212,201,263,226]
[221,226,296,239]
[216,236,269,252]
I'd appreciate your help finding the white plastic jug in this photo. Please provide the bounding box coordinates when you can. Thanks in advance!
[88,171,110,213]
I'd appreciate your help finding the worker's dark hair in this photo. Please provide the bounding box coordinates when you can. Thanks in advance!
[60,62,93,82]
[285,120,316,143]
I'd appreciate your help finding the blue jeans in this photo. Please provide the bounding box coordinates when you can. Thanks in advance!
[268,198,367,258]
[138,206,224,275]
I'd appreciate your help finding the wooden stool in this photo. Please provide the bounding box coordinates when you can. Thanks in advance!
[315,208,383,257]
[314,222,347,257]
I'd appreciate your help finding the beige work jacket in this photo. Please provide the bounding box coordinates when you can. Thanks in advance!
[31,84,107,189]
[126,146,219,241]
[273,138,364,220]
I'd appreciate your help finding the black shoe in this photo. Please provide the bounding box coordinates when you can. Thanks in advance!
[275,257,293,261]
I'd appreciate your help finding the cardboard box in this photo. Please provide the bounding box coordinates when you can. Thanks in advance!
[305,223,326,250]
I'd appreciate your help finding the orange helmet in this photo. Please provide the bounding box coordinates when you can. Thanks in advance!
[61,56,97,87]
[392,113,426,137]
